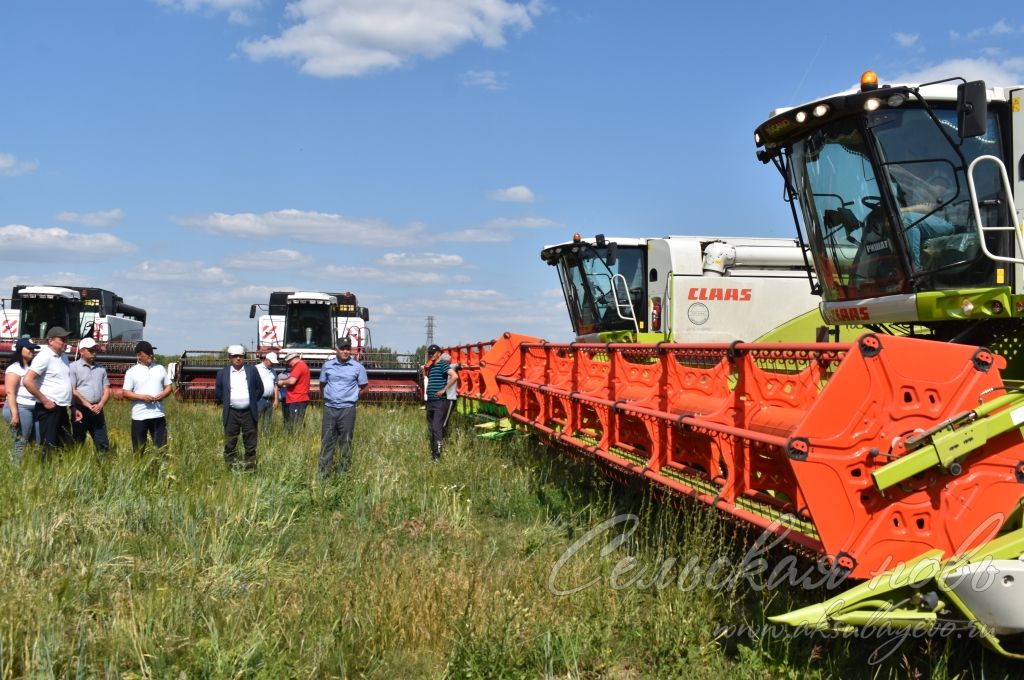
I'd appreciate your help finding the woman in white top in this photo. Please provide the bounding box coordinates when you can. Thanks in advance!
[3,338,40,462]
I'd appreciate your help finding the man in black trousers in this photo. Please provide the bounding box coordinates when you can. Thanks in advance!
[214,344,264,471]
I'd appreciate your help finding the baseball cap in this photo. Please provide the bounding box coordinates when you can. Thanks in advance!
[283,352,299,363]
[265,351,279,364]
[15,337,40,352]
[135,340,156,355]
[336,337,352,349]
[46,326,72,339]
[78,337,99,350]
[227,344,246,357]
[427,344,441,356]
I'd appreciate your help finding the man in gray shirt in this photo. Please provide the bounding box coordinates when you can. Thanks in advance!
[70,337,111,453]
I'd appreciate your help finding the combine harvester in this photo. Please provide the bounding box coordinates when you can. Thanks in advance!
[449,72,1024,656]
[172,290,420,402]
[0,285,147,399]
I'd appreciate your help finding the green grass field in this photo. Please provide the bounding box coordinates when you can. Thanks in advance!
[0,399,1020,678]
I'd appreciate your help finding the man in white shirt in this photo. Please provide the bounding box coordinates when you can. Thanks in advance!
[122,340,172,453]
[254,351,280,434]
[215,344,263,470]
[23,326,74,459]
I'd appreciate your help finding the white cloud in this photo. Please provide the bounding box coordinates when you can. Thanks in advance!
[0,225,135,261]
[240,0,546,78]
[952,19,1020,41]
[222,248,314,270]
[462,69,507,90]
[436,215,560,242]
[54,208,124,228]
[0,153,38,177]
[154,0,261,23]
[123,260,237,285]
[173,208,425,246]
[487,185,535,203]
[321,264,449,285]
[888,57,1024,86]
[893,32,919,48]
[377,252,465,267]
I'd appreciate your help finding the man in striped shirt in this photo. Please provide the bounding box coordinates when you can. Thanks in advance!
[424,344,458,462]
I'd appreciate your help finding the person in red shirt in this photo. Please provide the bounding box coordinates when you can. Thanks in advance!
[277,353,310,431]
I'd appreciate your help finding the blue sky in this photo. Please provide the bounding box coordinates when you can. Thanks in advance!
[1,1,1022,354]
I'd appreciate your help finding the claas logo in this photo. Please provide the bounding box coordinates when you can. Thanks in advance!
[829,306,871,322]
[688,287,752,302]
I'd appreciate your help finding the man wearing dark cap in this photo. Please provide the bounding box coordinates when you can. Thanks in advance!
[122,340,172,452]
[23,326,74,459]
[423,344,456,461]
[317,336,368,478]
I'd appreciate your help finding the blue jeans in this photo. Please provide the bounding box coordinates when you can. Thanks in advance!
[3,402,35,463]
[256,397,274,434]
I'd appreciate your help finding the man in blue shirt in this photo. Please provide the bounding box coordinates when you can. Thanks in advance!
[318,336,368,478]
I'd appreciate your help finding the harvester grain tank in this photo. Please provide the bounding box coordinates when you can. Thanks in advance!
[0,285,147,399]
[172,290,420,402]
[448,73,1024,656]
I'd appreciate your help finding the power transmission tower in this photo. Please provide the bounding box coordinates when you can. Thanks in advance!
[425,315,435,347]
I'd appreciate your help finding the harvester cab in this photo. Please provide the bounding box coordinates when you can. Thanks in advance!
[755,72,1023,352]
[541,233,824,343]
[1,285,146,343]
[0,285,147,400]
[250,291,370,359]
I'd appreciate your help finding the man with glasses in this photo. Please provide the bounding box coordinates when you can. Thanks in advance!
[215,345,264,471]
[70,337,111,454]
[23,326,74,460]
[317,337,367,478]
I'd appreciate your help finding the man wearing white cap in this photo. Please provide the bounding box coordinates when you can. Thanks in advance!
[69,337,110,453]
[255,351,280,433]
[214,345,263,470]
[23,326,74,459]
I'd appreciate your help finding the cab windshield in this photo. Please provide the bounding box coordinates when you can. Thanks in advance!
[790,107,1007,301]
[555,244,645,336]
[20,298,79,339]
[285,302,334,348]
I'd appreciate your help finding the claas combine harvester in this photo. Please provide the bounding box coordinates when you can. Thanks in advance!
[0,285,147,399]
[171,290,421,402]
[446,72,1024,656]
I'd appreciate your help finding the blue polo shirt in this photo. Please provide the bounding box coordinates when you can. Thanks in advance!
[321,357,368,408]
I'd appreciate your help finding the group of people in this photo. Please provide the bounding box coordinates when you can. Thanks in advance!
[213,336,368,476]
[2,328,171,461]
[4,334,462,478]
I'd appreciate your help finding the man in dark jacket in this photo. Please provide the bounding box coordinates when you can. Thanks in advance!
[214,344,264,471]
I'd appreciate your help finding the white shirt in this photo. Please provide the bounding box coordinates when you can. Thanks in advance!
[4,363,38,407]
[27,346,72,406]
[123,362,170,420]
[255,362,276,398]
[229,365,250,409]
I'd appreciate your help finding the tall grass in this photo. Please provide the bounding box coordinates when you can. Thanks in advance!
[0,399,1019,678]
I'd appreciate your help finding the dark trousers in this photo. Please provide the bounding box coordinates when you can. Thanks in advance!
[224,408,258,470]
[71,406,110,452]
[131,417,167,453]
[319,405,356,477]
[34,403,71,460]
[426,399,455,458]
[283,401,308,432]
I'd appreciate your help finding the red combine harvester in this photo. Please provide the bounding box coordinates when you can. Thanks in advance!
[171,290,421,402]
[0,285,147,401]
[448,73,1024,656]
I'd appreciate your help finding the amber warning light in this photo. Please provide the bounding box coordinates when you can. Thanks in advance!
[860,70,879,92]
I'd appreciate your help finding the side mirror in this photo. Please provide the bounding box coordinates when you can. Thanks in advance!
[957,80,987,139]
[249,304,257,319]
[606,242,618,267]
[360,307,370,322]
